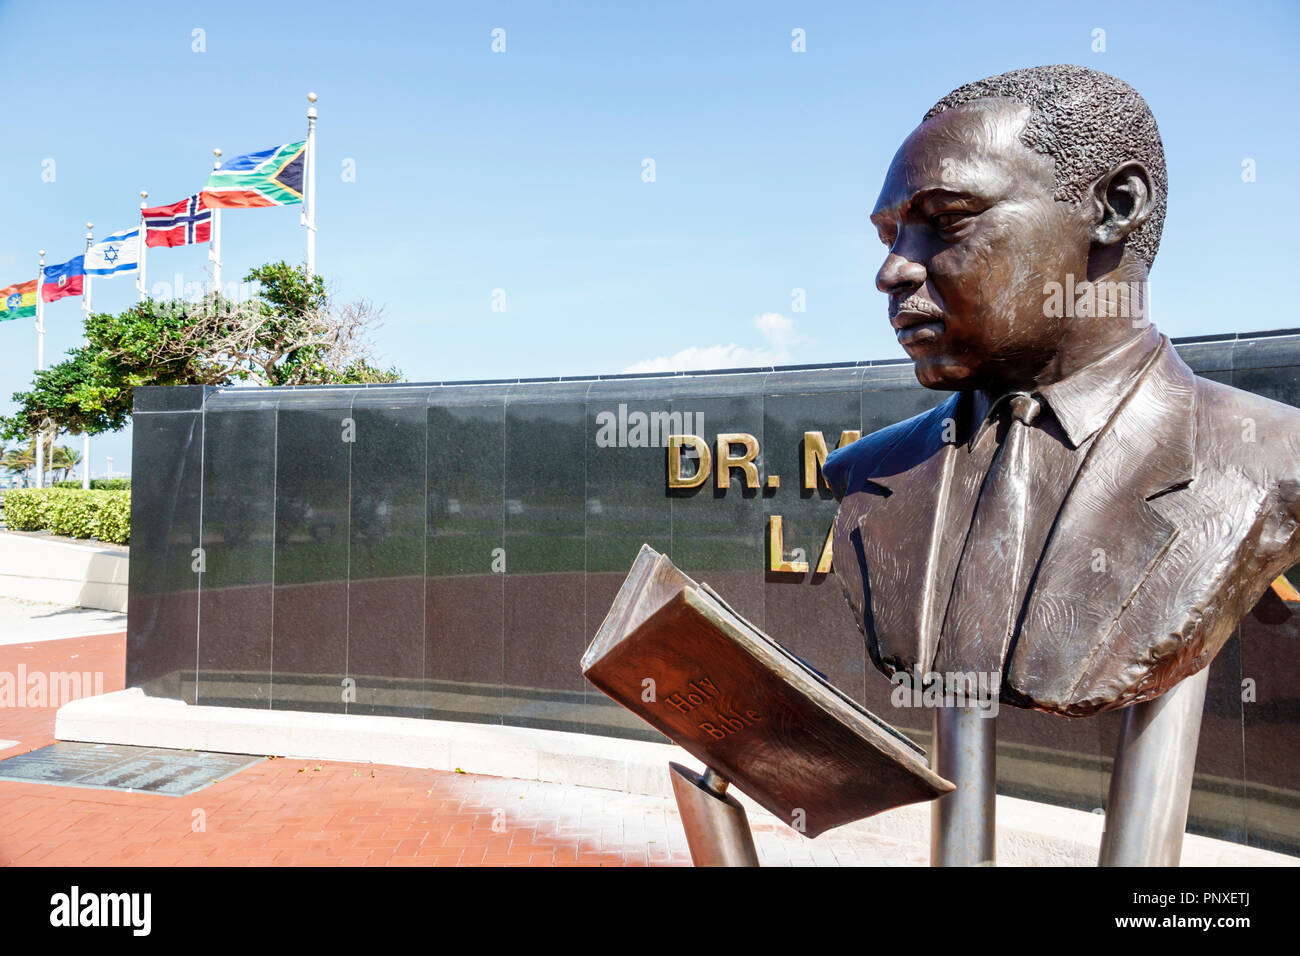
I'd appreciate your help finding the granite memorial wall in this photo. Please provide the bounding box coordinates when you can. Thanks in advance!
[127,329,1300,854]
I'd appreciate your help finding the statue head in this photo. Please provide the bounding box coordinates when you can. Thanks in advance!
[871,65,1167,393]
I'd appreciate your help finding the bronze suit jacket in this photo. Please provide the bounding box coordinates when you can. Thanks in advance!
[824,334,1300,716]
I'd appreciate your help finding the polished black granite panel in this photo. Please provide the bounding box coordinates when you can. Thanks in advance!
[1234,363,1300,409]
[583,377,676,739]
[271,391,358,713]
[127,407,204,700]
[132,384,214,413]
[858,360,930,394]
[1175,340,1237,376]
[196,396,278,707]
[584,378,675,574]
[1186,632,1248,845]
[347,391,428,717]
[1228,333,1300,371]
[667,374,767,627]
[760,377,866,705]
[1230,345,1300,852]
[1000,706,1109,814]
[860,379,950,437]
[1240,603,1300,854]
[426,390,509,725]
[503,383,588,731]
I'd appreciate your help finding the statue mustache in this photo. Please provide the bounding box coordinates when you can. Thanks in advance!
[890,297,945,320]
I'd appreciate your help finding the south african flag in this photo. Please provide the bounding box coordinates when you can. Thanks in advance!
[200,140,305,209]
[0,279,36,322]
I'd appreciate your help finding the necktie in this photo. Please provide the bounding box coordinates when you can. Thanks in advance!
[936,392,1043,679]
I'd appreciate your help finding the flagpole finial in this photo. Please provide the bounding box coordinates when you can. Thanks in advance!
[141,190,148,200]
[38,249,45,258]
[307,91,317,103]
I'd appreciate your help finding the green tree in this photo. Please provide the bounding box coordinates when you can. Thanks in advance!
[2,439,36,480]
[1,262,402,441]
[52,444,82,481]
[0,435,67,482]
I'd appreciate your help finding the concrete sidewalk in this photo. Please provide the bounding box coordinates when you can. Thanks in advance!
[0,595,127,646]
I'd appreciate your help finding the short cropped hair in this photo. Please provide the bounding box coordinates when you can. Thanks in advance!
[924,64,1167,270]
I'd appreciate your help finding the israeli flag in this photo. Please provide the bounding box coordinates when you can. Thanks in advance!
[85,228,140,276]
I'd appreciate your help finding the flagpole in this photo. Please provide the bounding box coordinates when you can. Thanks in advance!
[210,149,222,292]
[82,222,93,490]
[305,92,317,275]
[137,191,148,302]
[83,223,93,309]
[34,250,45,489]
[35,251,45,371]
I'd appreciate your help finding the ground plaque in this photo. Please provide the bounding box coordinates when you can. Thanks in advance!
[0,743,264,796]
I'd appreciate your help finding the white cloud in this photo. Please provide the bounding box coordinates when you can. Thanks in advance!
[753,311,797,350]
[622,312,804,374]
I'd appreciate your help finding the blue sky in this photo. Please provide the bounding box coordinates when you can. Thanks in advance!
[1,0,1296,475]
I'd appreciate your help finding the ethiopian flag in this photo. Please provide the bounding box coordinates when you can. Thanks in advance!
[0,279,37,322]
[200,141,305,209]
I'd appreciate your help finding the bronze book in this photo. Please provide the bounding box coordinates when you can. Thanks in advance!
[581,544,954,839]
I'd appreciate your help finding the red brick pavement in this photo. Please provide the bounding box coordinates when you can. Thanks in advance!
[0,756,703,867]
[0,631,924,867]
[0,632,126,759]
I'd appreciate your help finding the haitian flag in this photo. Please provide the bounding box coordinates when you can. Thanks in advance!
[143,194,212,247]
[0,279,36,321]
[200,141,305,209]
[42,255,85,302]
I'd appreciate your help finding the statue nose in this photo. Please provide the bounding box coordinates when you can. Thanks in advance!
[877,251,926,296]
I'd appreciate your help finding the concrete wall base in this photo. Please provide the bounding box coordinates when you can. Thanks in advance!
[0,531,127,613]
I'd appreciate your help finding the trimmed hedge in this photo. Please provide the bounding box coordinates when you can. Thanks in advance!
[52,478,132,490]
[1,488,130,544]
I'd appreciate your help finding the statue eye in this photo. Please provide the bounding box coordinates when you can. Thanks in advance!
[931,211,972,231]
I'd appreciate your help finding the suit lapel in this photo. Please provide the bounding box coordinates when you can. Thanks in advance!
[846,397,960,674]
[1006,337,1197,711]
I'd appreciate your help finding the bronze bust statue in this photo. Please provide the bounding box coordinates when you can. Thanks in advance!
[821,64,1300,866]
[824,64,1300,719]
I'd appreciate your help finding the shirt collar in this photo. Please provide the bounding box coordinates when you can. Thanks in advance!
[967,325,1162,448]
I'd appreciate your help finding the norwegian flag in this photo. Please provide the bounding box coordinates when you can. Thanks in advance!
[142,194,212,248]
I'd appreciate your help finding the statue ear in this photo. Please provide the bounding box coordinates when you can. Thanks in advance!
[1090,160,1154,247]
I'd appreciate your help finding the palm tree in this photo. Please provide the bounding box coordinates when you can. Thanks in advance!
[2,440,36,483]
[52,445,82,482]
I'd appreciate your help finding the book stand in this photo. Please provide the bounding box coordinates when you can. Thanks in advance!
[668,763,760,867]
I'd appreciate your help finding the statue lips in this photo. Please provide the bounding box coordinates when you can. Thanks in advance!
[891,304,946,348]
